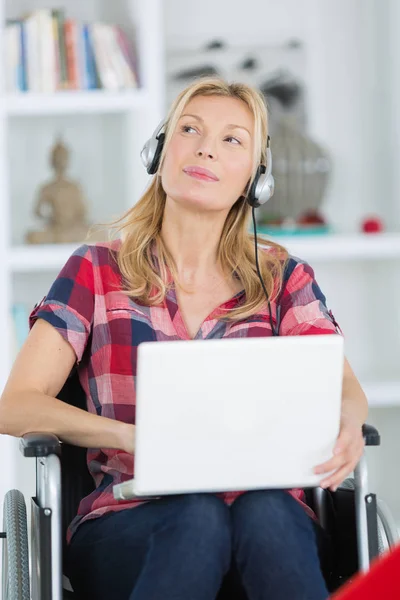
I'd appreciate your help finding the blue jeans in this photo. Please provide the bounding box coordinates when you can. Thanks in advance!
[66,490,330,600]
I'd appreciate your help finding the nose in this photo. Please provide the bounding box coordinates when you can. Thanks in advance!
[195,137,217,160]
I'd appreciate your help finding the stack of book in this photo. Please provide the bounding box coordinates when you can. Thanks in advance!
[5,9,139,93]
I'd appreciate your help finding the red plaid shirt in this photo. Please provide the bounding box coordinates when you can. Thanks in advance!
[29,240,340,543]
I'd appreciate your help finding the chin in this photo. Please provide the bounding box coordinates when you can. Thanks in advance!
[170,189,221,212]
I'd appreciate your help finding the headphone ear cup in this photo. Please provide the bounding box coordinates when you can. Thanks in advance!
[247,167,275,207]
[248,142,275,207]
[143,132,165,175]
[247,165,265,207]
[253,171,275,207]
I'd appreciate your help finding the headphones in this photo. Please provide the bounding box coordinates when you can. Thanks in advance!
[140,119,278,336]
[140,120,275,208]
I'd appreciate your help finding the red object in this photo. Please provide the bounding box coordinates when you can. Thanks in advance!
[297,209,326,226]
[332,544,400,599]
[361,216,384,233]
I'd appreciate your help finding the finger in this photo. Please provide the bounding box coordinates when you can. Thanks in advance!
[321,446,364,490]
[314,454,347,475]
[314,438,358,474]
[320,462,354,491]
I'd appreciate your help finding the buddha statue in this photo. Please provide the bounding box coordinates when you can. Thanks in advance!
[26,138,91,244]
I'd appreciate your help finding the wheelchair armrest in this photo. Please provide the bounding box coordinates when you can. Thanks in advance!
[362,423,380,446]
[19,433,61,457]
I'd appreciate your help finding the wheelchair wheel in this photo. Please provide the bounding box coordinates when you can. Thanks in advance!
[2,490,30,600]
[376,497,399,552]
[341,478,399,554]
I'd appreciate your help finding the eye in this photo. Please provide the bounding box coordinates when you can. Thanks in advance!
[224,136,241,145]
[181,125,197,134]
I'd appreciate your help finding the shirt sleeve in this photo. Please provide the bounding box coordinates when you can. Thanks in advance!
[29,244,95,363]
[278,258,341,337]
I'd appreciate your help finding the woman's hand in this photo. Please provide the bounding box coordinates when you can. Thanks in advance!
[313,416,365,492]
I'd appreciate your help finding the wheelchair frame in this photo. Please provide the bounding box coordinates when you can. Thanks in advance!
[1,423,380,600]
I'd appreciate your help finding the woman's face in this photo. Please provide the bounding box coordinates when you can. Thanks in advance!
[161,95,255,213]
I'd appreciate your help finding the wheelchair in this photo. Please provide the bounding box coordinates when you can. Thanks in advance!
[1,370,399,600]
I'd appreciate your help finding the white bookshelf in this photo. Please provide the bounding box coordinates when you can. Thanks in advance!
[8,232,400,272]
[6,89,150,116]
[267,232,400,262]
[363,381,400,408]
[9,242,82,271]
[0,0,165,543]
[0,0,165,383]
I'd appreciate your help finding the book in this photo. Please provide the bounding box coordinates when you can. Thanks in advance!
[5,20,21,92]
[83,24,99,90]
[24,12,41,92]
[116,26,139,87]
[5,11,140,94]
[77,23,89,90]
[110,25,136,89]
[91,23,120,91]
[37,9,57,93]
[53,9,68,89]
[64,19,79,90]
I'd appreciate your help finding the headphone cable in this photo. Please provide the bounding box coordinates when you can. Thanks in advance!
[251,206,278,337]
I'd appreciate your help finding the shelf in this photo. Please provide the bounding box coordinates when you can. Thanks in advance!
[5,89,149,116]
[260,232,400,261]
[363,381,400,408]
[8,232,400,272]
[9,243,81,272]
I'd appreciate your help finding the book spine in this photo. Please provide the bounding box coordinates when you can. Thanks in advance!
[15,22,24,91]
[24,12,41,92]
[19,20,28,91]
[104,25,126,90]
[77,23,89,90]
[64,19,79,89]
[54,9,68,89]
[90,23,119,91]
[83,24,97,89]
[116,26,139,87]
[114,26,137,88]
[38,9,57,93]
[51,10,61,90]
[5,22,21,92]
[36,10,45,92]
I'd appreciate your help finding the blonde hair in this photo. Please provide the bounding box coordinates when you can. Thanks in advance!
[111,77,288,321]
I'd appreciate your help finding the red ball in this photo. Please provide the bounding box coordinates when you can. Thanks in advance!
[361,216,384,233]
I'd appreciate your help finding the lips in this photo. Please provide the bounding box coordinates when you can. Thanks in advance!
[183,166,219,182]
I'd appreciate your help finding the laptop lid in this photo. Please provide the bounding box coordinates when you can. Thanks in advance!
[133,334,344,496]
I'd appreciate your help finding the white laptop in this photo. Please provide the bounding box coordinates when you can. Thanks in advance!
[113,334,344,501]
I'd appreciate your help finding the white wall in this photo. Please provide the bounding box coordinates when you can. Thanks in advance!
[165,0,400,525]
[165,0,310,42]
[165,0,389,231]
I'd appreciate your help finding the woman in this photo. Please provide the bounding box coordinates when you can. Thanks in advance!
[0,78,368,600]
